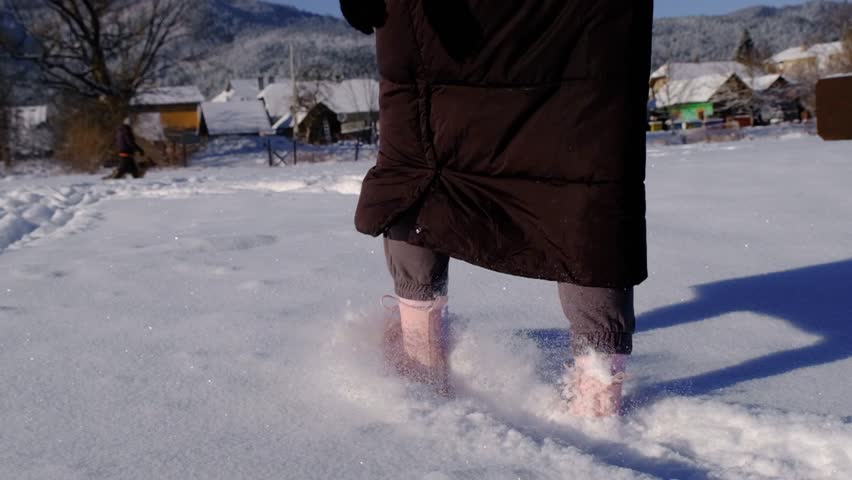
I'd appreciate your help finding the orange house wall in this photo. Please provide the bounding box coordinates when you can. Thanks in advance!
[159,107,199,131]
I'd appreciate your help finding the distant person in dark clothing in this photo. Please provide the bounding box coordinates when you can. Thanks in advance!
[105,119,145,179]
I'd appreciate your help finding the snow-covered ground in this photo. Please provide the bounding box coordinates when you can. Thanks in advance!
[1,135,851,479]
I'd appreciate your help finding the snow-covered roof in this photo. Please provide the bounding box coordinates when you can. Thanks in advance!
[744,74,787,91]
[199,101,270,136]
[325,79,379,115]
[654,74,735,108]
[258,79,379,121]
[650,62,752,82]
[131,86,204,106]
[258,81,298,120]
[210,90,231,103]
[770,42,843,64]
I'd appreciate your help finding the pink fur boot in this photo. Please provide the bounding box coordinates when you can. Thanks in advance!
[383,296,451,395]
[564,352,628,417]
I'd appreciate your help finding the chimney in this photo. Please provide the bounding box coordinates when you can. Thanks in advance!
[268,76,276,86]
[258,76,265,90]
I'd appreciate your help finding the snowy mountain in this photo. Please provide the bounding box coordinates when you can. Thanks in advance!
[150,0,852,95]
[161,0,376,95]
[652,1,852,67]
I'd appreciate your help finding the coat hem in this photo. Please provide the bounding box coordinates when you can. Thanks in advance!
[408,237,648,288]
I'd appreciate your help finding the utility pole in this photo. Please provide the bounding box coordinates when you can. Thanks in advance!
[290,43,298,141]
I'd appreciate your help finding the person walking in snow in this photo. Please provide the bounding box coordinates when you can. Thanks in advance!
[105,118,145,180]
[342,0,653,416]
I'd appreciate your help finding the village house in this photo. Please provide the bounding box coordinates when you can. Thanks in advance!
[744,74,802,122]
[325,79,380,141]
[296,103,342,144]
[129,86,205,139]
[649,60,803,127]
[649,62,758,128]
[649,61,755,96]
[651,73,754,128]
[768,42,844,78]
[257,79,379,143]
[265,101,342,145]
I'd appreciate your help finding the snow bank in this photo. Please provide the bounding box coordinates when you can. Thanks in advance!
[0,160,369,254]
[0,159,70,179]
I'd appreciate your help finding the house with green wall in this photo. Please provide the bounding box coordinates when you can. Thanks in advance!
[653,73,752,127]
[670,102,715,123]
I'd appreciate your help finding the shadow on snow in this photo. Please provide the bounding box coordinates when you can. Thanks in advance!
[519,259,852,404]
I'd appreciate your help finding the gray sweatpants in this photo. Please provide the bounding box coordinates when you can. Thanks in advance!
[384,238,635,355]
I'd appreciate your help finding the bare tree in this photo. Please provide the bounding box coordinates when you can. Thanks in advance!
[5,0,188,110]
[294,80,331,113]
[734,28,760,70]
[1,0,189,170]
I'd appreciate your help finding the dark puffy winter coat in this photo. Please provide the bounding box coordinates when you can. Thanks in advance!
[116,124,143,156]
[353,0,653,288]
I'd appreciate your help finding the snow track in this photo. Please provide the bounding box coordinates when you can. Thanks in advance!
[0,165,366,254]
[0,184,103,252]
[329,307,852,480]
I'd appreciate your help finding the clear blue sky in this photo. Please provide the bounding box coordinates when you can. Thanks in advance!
[272,0,811,18]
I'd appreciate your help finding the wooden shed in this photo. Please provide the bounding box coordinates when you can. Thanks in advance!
[296,103,341,144]
[816,74,852,141]
[130,86,205,136]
